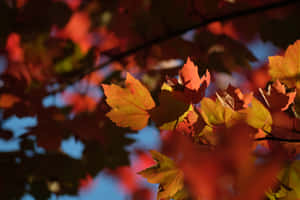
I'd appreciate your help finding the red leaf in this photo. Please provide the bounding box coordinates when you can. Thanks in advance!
[259,80,296,111]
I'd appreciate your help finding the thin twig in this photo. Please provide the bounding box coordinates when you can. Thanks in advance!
[255,137,300,143]
[258,127,300,142]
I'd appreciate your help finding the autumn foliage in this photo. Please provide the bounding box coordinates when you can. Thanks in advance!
[105,51,300,200]
[1,0,300,200]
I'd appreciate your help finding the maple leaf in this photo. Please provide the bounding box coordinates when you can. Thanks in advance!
[267,160,300,200]
[180,57,206,90]
[200,97,243,127]
[200,97,227,125]
[102,73,155,130]
[176,108,205,137]
[170,123,281,200]
[169,57,210,104]
[269,40,300,117]
[244,97,272,132]
[216,84,253,110]
[259,80,296,111]
[138,150,188,200]
[268,40,300,90]
[150,83,191,130]
[196,97,248,146]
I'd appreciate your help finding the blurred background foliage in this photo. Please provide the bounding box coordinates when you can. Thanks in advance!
[0,0,300,199]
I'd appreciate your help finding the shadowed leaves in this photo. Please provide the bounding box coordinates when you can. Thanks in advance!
[149,83,191,130]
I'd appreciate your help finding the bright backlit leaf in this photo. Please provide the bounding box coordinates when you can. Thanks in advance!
[169,57,210,104]
[269,40,300,89]
[102,73,155,130]
[244,97,272,132]
[200,97,242,127]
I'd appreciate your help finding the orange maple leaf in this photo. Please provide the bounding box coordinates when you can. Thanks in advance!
[179,57,210,90]
[170,57,210,104]
[102,73,155,130]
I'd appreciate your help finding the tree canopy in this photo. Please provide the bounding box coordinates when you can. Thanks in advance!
[1,0,300,199]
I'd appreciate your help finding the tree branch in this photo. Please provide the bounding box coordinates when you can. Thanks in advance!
[57,0,299,92]
[255,137,300,143]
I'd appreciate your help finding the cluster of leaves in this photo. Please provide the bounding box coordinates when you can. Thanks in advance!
[1,0,300,199]
[104,40,300,200]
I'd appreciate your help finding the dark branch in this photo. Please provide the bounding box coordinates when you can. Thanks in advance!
[57,0,299,92]
[255,137,300,143]
[262,126,300,135]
